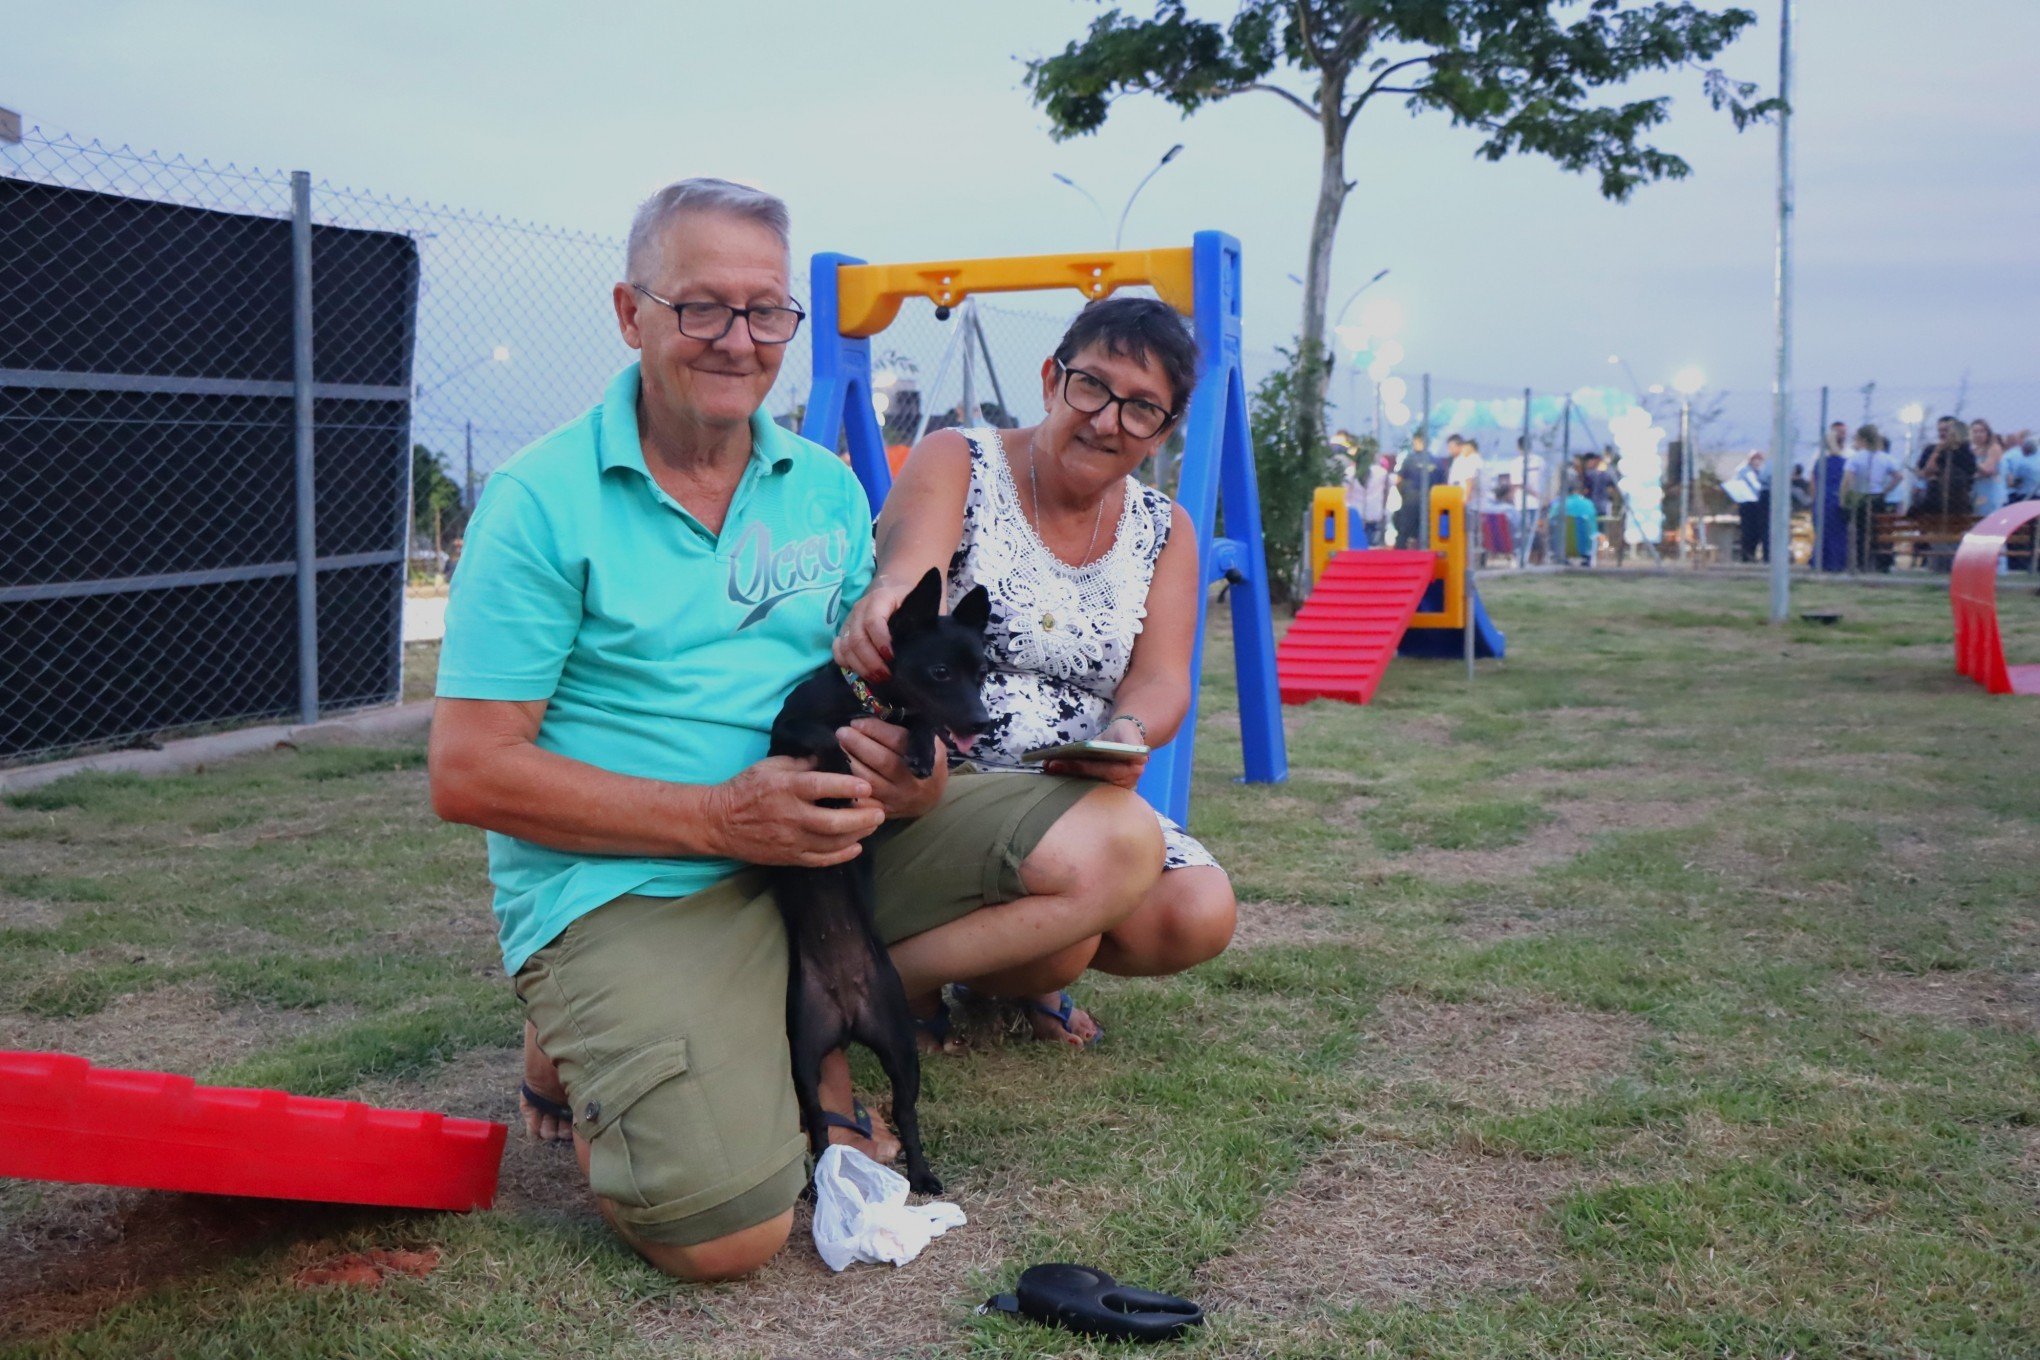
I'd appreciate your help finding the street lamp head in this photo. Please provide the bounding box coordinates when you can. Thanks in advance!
[1052,172,1075,187]
[1897,401,1925,425]
[1672,365,1705,396]
[1161,143,1184,164]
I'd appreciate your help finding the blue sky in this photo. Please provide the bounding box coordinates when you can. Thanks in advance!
[6,0,2036,440]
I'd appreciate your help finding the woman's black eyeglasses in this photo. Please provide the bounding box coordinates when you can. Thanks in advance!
[1056,362,1178,439]
[632,284,805,345]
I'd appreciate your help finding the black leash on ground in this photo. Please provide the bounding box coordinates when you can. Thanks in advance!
[979,1263,1203,1343]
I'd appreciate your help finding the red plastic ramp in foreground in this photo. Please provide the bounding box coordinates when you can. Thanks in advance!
[1277,549,1436,705]
[1951,501,2040,696]
[0,1051,506,1211]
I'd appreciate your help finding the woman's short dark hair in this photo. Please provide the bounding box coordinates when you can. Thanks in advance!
[1052,297,1199,413]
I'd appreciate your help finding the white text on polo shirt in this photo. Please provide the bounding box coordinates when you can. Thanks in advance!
[728,521,853,630]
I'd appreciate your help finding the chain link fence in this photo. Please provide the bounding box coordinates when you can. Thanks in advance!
[0,129,646,766]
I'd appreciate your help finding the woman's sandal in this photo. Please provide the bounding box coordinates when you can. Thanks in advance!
[954,984,1102,1048]
[1025,991,1104,1048]
[913,992,958,1052]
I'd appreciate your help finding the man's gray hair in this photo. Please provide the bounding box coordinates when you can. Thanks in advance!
[625,178,791,283]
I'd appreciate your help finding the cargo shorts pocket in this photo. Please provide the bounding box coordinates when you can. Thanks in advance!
[573,1039,708,1210]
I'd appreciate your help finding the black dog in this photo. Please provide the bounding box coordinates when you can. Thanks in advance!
[768,568,991,1195]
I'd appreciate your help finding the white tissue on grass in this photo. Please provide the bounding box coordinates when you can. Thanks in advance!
[810,1143,966,1271]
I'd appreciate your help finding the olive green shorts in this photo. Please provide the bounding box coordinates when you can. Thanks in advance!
[512,770,1093,1247]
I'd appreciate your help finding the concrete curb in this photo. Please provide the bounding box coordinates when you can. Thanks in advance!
[0,701,435,796]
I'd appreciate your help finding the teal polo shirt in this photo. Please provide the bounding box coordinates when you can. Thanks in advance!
[437,363,874,973]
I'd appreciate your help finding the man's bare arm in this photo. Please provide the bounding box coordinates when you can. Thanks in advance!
[428,697,883,868]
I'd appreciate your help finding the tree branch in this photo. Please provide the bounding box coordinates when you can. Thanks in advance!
[1241,81,1320,119]
[1327,12,1375,72]
[1347,53,1442,122]
[1290,0,1329,68]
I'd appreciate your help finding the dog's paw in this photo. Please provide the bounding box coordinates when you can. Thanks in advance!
[907,1169,944,1196]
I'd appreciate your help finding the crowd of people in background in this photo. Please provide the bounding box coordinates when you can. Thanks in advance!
[1341,409,2035,578]
[1826,415,2036,571]
[1347,431,1622,568]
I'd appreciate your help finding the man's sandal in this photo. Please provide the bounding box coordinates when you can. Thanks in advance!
[819,1098,875,1142]
[518,1081,575,1141]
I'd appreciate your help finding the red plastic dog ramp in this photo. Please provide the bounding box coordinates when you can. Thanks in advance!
[0,1051,506,1212]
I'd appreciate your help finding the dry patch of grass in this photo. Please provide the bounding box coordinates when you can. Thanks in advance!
[6,984,353,1078]
[1380,795,1694,882]
[1229,899,1371,951]
[1200,1140,1593,1319]
[1358,992,1650,1112]
[1444,904,1592,945]
[1836,970,2040,1035]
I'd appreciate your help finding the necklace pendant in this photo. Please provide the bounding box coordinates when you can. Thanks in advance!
[1040,611,1056,631]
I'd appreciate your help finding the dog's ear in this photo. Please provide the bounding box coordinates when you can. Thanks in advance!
[950,584,990,632]
[893,568,944,630]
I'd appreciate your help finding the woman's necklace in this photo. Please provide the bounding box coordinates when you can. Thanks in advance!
[1027,447,1108,567]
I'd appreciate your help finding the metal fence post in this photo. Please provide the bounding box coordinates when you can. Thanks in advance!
[1418,372,1432,548]
[291,170,319,724]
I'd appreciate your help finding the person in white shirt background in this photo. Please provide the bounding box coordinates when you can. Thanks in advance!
[1841,424,1905,572]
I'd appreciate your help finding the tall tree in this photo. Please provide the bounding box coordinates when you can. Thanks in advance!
[411,443,463,538]
[1028,1,1778,437]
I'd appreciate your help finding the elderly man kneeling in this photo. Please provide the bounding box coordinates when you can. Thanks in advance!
[429,178,1162,1280]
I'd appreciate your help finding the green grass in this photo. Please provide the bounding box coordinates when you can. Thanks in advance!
[4,573,2038,1358]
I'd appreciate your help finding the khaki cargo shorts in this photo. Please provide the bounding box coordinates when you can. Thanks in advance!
[512,770,1093,1247]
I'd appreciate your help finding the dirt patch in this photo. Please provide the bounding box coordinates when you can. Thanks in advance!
[1200,1141,1593,1318]
[629,1175,1107,1360]
[1537,706,1641,726]
[1358,993,1650,1112]
[1229,899,1372,951]
[1836,970,2040,1035]
[0,1183,410,1345]
[1786,750,1932,777]
[1327,793,1381,829]
[1445,904,1591,944]
[345,1044,595,1226]
[7,984,354,1079]
[1381,796,1694,883]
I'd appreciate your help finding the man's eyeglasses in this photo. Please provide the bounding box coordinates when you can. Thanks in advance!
[632,284,805,345]
[1057,362,1178,440]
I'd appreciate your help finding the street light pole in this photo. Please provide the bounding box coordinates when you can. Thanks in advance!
[1680,398,1694,564]
[1768,0,1797,620]
[1334,269,1391,327]
[1051,173,1109,240]
[1114,144,1184,249]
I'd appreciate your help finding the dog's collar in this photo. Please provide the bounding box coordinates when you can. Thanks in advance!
[840,666,894,721]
